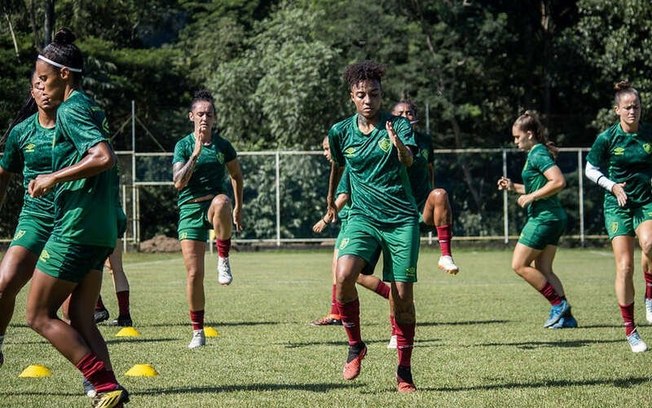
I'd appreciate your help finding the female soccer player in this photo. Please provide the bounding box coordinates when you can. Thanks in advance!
[0,72,58,368]
[26,28,129,407]
[325,60,419,393]
[585,81,652,353]
[391,100,459,274]
[172,89,244,349]
[311,137,391,340]
[497,111,576,330]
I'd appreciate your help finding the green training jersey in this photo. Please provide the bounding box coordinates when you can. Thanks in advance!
[173,133,237,206]
[328,112,417,226]
[0,113,55,217]
[336,167,351,220]
[51,90,117,247]
[407,130,434,210]
[522,143,564,220]
[586,122,652,208]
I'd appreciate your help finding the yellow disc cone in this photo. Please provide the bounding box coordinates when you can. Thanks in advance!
[204,326,219,337]
[125,363,159,377]
[19,364,52,378]
[115,327,141,337]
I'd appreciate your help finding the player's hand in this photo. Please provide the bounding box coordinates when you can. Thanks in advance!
[312,217,329,233]
[326,201,338,225]
[28,174,57,197]
[192,134,203,157]
[386,121,399,146]
[612,182,627,207]
[497,176,512,191]
[233,206,243,232]
[517,194,534,208]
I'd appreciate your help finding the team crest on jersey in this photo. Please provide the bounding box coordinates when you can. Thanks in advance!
[39,249,50,262]
[25,143,36,153]
[14,230,26,240]
[344,147,356,157]
[610,222,619,233]
[216,152,225,164]
[378,138,392,153]
[644,143,652,154]
[339,238,349,250]
[613,147,625,156]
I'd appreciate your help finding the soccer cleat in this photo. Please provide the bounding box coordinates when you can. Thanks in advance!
[342,343,367,380]
[387,335,398,349]
[438,255,459,275]
[108,315,133,327]
[91,387,129,408]
[310,315,342,326]
[543,299,570,328]
[626,328,648,353]
[217,257,233,285]
[83,377,97,398]
[397,378,417,393]
[645,298,652,324]
[188,329,206,349]
[94,308,110,324]
[549,314,578,329]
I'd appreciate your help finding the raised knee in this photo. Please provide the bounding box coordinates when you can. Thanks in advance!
[211,195,231,210]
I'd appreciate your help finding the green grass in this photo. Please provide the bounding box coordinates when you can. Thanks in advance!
[1,247,652,407]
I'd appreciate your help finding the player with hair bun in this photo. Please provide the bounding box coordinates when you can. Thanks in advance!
[325,60,419,393]
[172,88,244,349]
[26,27,129,407]
[497,111,576,329]
[585,81,652,353]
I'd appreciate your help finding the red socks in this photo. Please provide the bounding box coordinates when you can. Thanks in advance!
[391,316,415,367]
[329,284,340,318]
[375,282,390,299]
[95,295,106,311]
[619,302,635,336]
[116,291,130,317]
[76,353,117,393]
[216,238,231,258]
[539,282,562,306]
[644,271,652,299]
[436,225,452,256]
[337,299,362,346]
[190,310,205,331]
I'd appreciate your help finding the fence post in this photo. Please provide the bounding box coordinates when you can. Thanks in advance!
[276,151,281,247]
[502,149,508,244]
[577,150,585,247]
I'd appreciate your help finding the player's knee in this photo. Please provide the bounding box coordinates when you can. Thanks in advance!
[615,262,634,279]
[430,188,448,203]
[211,195,232,212]
[640,238,652,258]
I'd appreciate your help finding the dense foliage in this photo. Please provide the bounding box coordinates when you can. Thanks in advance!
[2,0,651,242]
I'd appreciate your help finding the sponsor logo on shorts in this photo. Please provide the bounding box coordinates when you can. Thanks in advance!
[610,222,619,233]
[339,238,349,250]
[344,147,356,157]
[39,249,50,262]
[216,152,225,164]
[613,147,625,156]
[25,143,36,153]
[378,138,392,153]
[644,143,652,154]
[405,266,416,278]
[14,229,26,240]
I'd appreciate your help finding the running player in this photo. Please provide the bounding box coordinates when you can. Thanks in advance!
[310,137,391,340]
[497,111,576,329]
[585,81,652,353]
[172,89,244,349]
[0,72,58,368]
[26,28,129,407]
[325,60,419,393]
[391,100,459,274]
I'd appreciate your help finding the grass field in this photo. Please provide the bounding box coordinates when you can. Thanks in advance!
[1,246,652,407]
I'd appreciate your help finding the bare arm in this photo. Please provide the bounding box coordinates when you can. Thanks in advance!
[0,167,14,210]
[313,192,349,233]
[326,162,344,223]
[497,176,525,194]
[29,141,116,197]
[226,158,244,232]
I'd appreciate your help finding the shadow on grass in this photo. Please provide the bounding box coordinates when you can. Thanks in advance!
[414,376,651,392]
[135,382,362,395]
[475,338,624,349]
[142,321,280,328]
[418,319,510,327]
[106,337,179,345]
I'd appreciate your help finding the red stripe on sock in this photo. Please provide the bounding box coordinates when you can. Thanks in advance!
[190,310,205,331]
[95,295,106,311]
[375,282,390,299]
[644,271,652,299]
[436,225,452,256]
[619,302,635,336]
[394,319,415,367]
[216,238,231,258]
[116,291,130,317]
[539,282,562,306]
[337,299,361,346]
[76,353,117,393]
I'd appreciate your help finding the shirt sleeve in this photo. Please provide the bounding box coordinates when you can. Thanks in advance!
[58,104,108,155]
[223,138,238,163]
[531,146,556,174]
[393,117,416,149]
[172,138,188,165]
[0,127,23,173]
[586,133,609,168]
